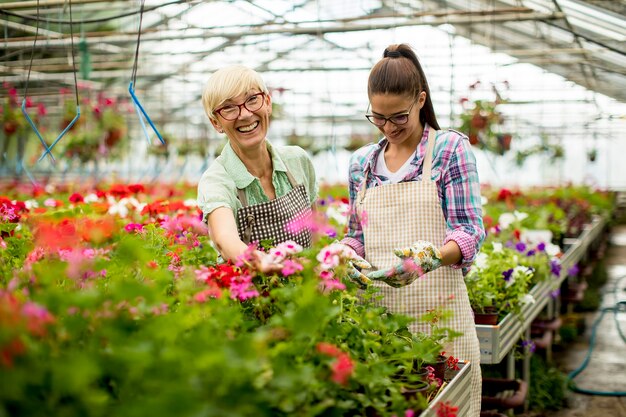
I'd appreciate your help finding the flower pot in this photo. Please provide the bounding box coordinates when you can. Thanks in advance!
[400,380,429,401]
[105,128,124,148]
[473,307,499,325]
[481,378,528,411]
[424,355,446,382]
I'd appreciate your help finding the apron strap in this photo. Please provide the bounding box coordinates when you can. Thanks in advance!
[236,188,249,207]
[422,127,437,182]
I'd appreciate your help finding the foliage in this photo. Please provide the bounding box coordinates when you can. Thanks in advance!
[0,182,458,417]
[528,355,567,411]
[464,241,535,318]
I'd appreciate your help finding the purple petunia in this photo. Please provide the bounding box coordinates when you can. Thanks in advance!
[515,242,527,253]
[550,260,561,277]
[568,264,580,277]
[502,268,514,281]
[537,242,546,252]
[526,249,536,257]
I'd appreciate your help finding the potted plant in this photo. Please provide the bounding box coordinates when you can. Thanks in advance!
[465,242,535,323]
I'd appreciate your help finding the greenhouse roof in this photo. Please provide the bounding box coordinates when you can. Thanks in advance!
[1,0,625,187]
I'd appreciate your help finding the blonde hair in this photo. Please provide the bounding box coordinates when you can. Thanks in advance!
[201,65,269,121]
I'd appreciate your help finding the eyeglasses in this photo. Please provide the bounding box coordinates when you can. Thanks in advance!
[365,100,416,127]
[214,92,266,121]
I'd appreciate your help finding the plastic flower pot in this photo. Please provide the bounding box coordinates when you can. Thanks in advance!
[481,378,528,411]
[424,355,446,382]
[473,306,499,325]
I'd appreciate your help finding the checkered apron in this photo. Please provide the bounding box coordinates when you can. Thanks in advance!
[356,129,481,416]
[236,169,312,249]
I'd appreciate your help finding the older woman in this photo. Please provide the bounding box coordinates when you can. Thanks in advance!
[197,65,317,262]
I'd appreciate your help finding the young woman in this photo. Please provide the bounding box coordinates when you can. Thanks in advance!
[197,65,317,263]
[341,44,485,416]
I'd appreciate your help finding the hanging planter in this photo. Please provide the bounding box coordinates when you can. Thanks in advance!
[588,148,597,162]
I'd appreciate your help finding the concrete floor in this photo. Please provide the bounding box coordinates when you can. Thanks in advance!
[538,225,626,417]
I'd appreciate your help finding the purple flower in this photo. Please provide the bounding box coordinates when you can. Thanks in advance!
[550,260,561,277]
[550,288,560,299]
[521,339,536,354]
[502,268,514,281]
[526,249,536,257]
[537,242,546,252]
[567,264,580,277]
[515,242,527,253]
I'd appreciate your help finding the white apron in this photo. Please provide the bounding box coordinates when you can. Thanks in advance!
[356,128,481,416]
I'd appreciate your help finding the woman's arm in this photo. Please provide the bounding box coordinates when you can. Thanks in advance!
[207,207,250,261]
[441,136,485,268]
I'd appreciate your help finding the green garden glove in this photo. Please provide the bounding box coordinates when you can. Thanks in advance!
[366,240,442,288]
[334,242,372,289]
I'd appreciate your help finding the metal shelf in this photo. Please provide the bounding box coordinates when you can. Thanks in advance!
[475,215,608,364]
[422,361,472,417]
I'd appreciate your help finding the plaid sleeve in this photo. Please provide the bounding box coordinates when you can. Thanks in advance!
[441,135,485,269]
[340,146,375,258]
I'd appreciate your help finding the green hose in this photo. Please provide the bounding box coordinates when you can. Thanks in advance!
[567,276,626,396]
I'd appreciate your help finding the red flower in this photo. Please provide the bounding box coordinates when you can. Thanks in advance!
[316,342,342,357]
[316,342,355,386]
[436,401,458,417]
[68,192,84,204]
[128,184,145,194]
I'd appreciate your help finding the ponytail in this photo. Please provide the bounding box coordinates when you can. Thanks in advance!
[369,44,440,130]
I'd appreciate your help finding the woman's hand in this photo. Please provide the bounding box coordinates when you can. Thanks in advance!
[366,240,442,288]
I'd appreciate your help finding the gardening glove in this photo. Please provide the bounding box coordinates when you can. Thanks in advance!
[366,240,442,288]
[334,242,372,289]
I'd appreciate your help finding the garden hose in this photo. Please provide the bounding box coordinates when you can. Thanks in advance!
[567,275,626,396]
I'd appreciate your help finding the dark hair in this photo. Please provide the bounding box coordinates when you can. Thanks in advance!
[368,44,440,130]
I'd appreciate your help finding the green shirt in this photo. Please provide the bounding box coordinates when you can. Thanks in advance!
[197,139,318,225]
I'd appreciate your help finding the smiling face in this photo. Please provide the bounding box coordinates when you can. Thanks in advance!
[211,90,272,154]
[369,91,426,149]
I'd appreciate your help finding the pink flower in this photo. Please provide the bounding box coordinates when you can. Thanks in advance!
[330,353,354,386]
[194,287,222,303]
[281,259,303,277]
[229,273,259,301]
[360,209,368,227]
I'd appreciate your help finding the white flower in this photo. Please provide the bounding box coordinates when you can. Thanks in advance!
[544,243,561,257]
[183,199,198,207]
[492,242,503,253]
[520,294,535,306]
[481,195,488,206]
[514,266,533,277]
[514,210,529,222]
[474,252,489,269]
[24,199,39,209]
[84,193,99,203]
[325,205,349,225]
[107,198,129,218]
[498,213,516,230]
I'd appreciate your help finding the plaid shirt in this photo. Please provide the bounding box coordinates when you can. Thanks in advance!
[342,124,485,269]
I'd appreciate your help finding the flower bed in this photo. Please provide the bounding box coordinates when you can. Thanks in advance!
[1,182,466,417]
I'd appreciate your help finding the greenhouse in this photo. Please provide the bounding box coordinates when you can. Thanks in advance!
[1,1,625,416]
